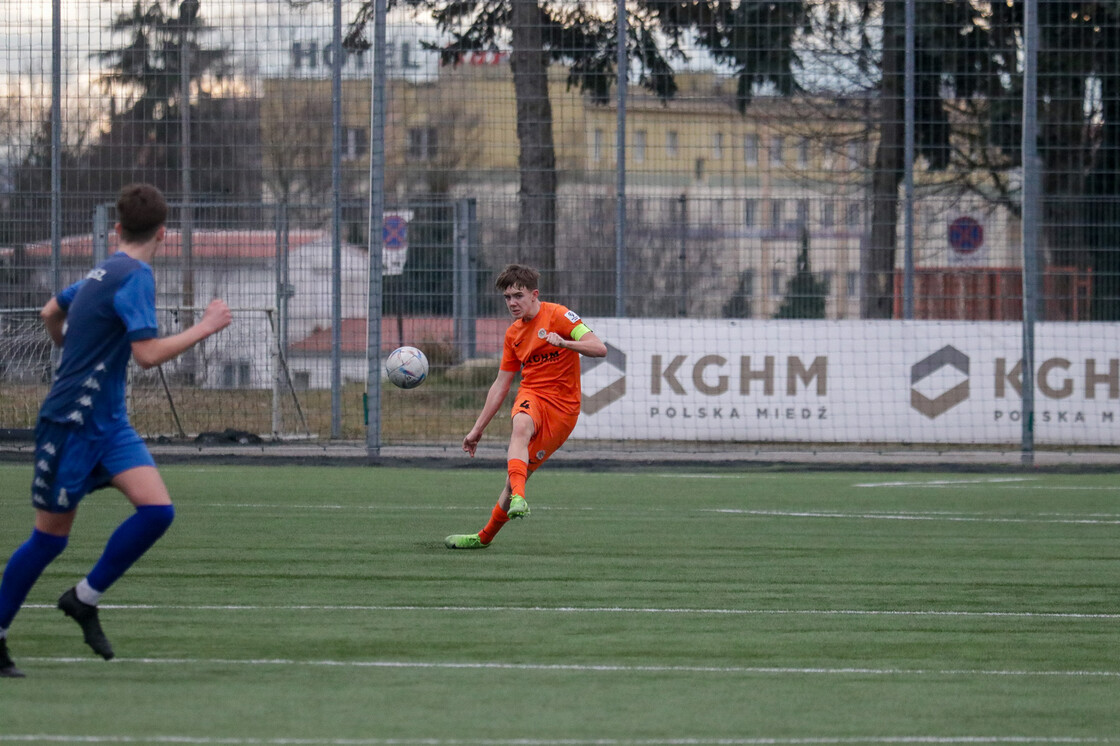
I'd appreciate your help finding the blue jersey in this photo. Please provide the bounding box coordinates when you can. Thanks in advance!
[38,252,159,434]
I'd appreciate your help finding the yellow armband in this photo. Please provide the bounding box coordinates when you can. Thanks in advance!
[570,323,592,341]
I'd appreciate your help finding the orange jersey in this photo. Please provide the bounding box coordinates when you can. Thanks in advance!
[500,301,591,415]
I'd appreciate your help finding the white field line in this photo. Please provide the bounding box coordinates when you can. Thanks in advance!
[603,474,1115,492]
[189,504,1120,523]
[706,509,1120,525]
[855,482,1120,491]
[649,474,1116,492]
[853,478,1037,487]
[17,656,1120,679]
[1,738,1118,746]
[20,603,1120,620]
[650,473,786,479]
[2,737,1118,745]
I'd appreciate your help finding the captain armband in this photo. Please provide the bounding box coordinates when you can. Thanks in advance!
[570,323,592,341]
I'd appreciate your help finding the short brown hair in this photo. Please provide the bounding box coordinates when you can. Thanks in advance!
[495,264,540,292]
[117,183,168,243]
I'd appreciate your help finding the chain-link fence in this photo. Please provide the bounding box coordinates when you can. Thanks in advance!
[2,1,1117,458]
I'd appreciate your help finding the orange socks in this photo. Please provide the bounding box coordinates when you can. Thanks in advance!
[478,501,510,544]
[508,459,528,498]
[476,460,529,545]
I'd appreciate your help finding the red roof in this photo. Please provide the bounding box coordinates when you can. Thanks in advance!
[291,317,508,356]
[25,230,341,260]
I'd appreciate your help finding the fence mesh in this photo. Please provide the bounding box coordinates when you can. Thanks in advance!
[2,1,1119,453]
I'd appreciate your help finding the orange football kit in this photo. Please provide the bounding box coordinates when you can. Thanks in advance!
[474,302,595,546]
[499,301,592,472]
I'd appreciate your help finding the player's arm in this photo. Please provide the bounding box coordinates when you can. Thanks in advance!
[545,328,607,358]
[463,368,517,457]
[40,297,67,347]
[131,299,232,370]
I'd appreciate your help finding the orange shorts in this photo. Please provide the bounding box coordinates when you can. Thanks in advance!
[509,391,579,472]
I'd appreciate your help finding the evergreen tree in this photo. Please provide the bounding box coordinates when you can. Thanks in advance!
[722,270,754,319]
[97,0,226,125]
[94,0,228,191]
[774,229,828,320]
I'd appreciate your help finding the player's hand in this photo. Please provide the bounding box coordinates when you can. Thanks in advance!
[545,332,566,348]
[201,299,233,335]
[462,429,481,457]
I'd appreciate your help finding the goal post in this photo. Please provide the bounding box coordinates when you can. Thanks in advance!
[0,308,54,434]
[131,305,312,440]
[0,306,312,441]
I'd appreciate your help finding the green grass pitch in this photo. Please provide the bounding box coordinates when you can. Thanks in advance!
[1,462,1119,744]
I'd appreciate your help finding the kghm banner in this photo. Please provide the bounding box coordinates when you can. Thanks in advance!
[576,320,1120,446]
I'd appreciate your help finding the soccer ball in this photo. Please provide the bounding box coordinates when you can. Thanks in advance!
[385,345,429,389]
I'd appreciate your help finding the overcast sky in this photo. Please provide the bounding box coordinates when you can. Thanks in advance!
[2,0,746,90]
[2,0,447,86]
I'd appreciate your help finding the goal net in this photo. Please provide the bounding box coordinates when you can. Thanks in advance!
[0,307,311,441]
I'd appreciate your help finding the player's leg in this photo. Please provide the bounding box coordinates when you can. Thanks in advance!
[511,408,578,519]
[0,421,85,676]
[525,409,579,474]
[505,411,534,518]
[0,637,22,678]
[447,404,579,549]
[446,471,515,549]
[0,510,73,678]
[1,511,75,630]
[81,465,174,601]
[60,430,171,660]
[447,402,539,549]
[58,466,171,661]
[472,479,513,545]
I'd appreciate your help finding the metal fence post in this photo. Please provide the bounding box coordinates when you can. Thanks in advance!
[365,0,388,458]
[329,0,344,439]
[902,0,915,320]
[678,193,687,317]
[273,203,290,437]
[93,204,109,265]
[50,0,61,294]
[1020,0,1040,466]
[614,0,627,318]
[453,198,477,361]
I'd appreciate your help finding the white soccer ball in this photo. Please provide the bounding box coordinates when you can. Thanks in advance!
[385,345,429,389]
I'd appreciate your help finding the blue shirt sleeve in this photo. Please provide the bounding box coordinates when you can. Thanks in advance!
[56,280,84,311]
[113,267,159,342]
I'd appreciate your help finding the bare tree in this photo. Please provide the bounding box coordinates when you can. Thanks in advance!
[261,81,335,206]
[345,0,806,293]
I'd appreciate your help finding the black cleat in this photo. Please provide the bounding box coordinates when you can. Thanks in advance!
[58,587,114,660]
[0,638,25,678]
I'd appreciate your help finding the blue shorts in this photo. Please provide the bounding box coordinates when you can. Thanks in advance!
[31,420,156,512]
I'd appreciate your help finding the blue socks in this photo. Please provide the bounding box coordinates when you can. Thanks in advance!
[0,529,69,629]
[87,505,175,594]
[0,505,172,632]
